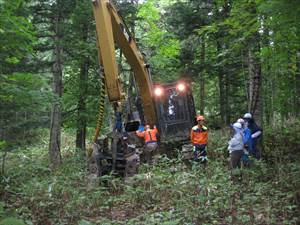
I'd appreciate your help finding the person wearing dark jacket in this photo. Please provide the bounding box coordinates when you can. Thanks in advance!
[243,113,262,159]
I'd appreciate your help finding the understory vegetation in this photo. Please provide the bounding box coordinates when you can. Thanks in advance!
[1,121,299,225]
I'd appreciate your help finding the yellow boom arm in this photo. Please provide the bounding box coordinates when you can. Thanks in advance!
[92,0,157,125]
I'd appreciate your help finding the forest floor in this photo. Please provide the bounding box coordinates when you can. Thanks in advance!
[0,125,299,225]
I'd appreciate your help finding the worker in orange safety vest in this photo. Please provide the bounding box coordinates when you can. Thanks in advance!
[136,125,159,164]
[190,115,208,163]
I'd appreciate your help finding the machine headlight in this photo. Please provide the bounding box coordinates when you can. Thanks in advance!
[154,87,163,96]
[177,83,186,92]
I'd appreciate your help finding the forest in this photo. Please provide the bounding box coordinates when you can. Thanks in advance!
[0,0,299,224]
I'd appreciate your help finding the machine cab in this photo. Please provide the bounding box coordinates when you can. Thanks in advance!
[153,81,196,142]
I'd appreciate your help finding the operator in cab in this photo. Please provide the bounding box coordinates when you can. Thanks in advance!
[190,115,208,163]
[136,125,159,164]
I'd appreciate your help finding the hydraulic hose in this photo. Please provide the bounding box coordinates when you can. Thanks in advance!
[93,73,106,143]
[87,72,105,158]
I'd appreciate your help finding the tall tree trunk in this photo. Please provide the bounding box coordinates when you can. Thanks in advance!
[224,71,230,124]
[76,58,89,150]
[217,42,224,124]
[217,42,229,125]
[75,19,90,150]
[247,33,262,125]
[218,71,230,125]
[261,24,270,125]
[295,52,300,117]
[49,7,63,169]
[199,38,205,115]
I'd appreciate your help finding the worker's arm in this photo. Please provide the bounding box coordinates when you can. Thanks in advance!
[136,131,145,138]
[251,130,262,139]
[251,123,262,139]
[153,125,158,134]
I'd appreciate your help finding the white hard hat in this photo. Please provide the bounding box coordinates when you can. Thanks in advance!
[243,113,252,119]
[237,118,245,124]
[233,122,242,129]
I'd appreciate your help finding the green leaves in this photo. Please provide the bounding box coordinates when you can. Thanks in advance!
[0,0,35,71]
[0,201,25,225]
[196,24,218,36]
[0,72,51,145]
[135,0,180,80]
[0,218,25,225]
[78,220,93,225]
[137,1,160,22]
[0,141,6,150]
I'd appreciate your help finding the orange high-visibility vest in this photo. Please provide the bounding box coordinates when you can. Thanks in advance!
[136,127,158,144]
[190,125,208,145]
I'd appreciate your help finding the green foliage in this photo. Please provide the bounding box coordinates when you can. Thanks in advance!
[1,129,299,224]
[0,72,51,145]
[165,0,300,122]
[0,218,25,225]
[0,202,4,218]
[0,200,25,225]
[0,141,6,149]
[0,0,52,146]
[78,219,93,225]
[263,119,300,162]
[0,0,35,72]
[258,0,300,119]
[136,0,180,81]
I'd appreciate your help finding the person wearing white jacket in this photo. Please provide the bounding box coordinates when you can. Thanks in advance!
[228,122,244,169]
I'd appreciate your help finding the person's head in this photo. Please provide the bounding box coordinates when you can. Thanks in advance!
[237,118,245,128]
[196,115,205,126]
[231,122,242,135]
[243,112,255,125]
[145,125,150,130]
[243,112,252,121]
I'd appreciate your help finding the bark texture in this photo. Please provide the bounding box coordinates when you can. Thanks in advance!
[199,38,205,115]
[247,36,262,125]
[76,58,89,150]
[49,7,63,169]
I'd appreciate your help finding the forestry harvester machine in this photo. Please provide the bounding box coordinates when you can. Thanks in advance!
[88,0,196,178]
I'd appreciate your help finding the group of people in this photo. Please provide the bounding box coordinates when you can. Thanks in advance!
[135,112,262,169]
[190,113,262,169]
[190,112,262,169]
[228,113,262,169]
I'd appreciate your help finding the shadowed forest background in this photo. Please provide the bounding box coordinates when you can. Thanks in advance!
[0,0,299,224]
